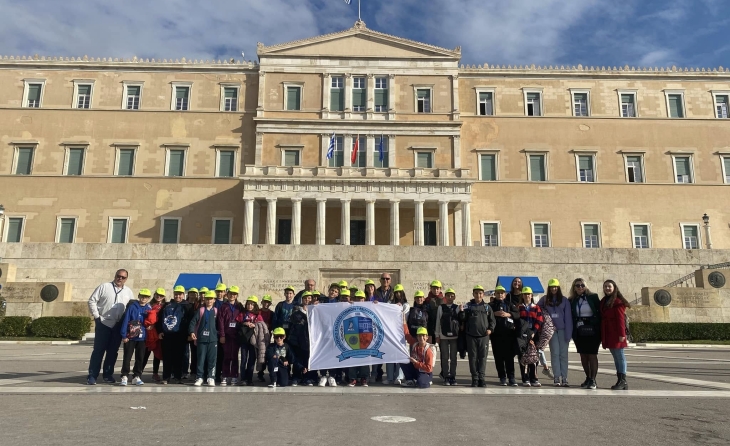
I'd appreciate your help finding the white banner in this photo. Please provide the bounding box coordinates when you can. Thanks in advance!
[308,302,410,370]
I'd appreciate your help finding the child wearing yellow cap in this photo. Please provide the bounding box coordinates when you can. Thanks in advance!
[217,287,244,386]
[265,328,294,387]
[239,295,264,386]
[142,288,166,382]
[159,285,188,384]
[190,291,219,387]
[119,289,153,386]
[400,326,435,388]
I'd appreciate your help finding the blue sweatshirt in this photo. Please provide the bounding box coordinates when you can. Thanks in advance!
[120,300,151,341]
[273,301,295,330]
[537,296,574,342]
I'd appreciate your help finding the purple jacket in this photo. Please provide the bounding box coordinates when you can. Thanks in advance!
[537,296,573,343]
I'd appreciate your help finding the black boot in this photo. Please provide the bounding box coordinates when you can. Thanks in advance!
[611,373,628,390]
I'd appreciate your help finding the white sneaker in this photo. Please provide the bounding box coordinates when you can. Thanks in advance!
[327,376,337,387]
[207,378,215,387]
[268,382,277,388]
[231,378,238,385]
[194,378,203,387]
[220,378,227,386]
[394,379,402,386]
[120,376,128,386]
[400,380,416,387]
[132,377,144,386]
[291,381,298,387]
[318,377,327,387]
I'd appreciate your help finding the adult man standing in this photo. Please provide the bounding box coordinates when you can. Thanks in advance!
[294,279,316,306]
[460,285,496,388]
[374,273,393,303]
[87,269,134,385]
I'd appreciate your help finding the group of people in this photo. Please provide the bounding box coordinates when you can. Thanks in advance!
[86,270,631,391]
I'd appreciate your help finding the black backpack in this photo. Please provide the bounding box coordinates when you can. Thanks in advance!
[440,304,460,337]
[407,306,428,336]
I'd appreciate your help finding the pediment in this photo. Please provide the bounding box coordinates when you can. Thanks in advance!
[258,21,460,60]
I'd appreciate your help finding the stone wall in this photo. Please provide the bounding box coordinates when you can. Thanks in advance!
[1,243,729,305]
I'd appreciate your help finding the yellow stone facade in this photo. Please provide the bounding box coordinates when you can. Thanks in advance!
[1,21,729,250]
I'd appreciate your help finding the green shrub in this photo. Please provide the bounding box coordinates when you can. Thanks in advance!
[630,323,730,342]
[0,316,32,337]
[30,317,92,340]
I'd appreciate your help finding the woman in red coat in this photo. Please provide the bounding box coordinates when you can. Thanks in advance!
[600,280,630,390]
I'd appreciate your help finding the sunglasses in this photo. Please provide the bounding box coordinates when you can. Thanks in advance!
[575,284,586,288]
[116,275,128,280]
[381,278,390,281]
[274,335,285,339]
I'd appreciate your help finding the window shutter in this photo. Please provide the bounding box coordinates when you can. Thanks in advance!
[111,219,127,243]
[59,218,75,243]
[127,86,140,96]
[724,157,730,177]
[28,85,41,102]
[330,88,343,111]
[683,226,697,238]
[668,95,684,117]
[284,150,299,166]
[578,155,592,170]
[584,224,598,237]
[534,224,548,235]
[67,149,84,175]
[168,150,185,176]
[417,89,428,98]
[7,218,23,243]
[118,149,134,176]
[634,225,648,237]
[621,94,634,104]
[214,220,231,244]
[627,155,641,165]
[78,85,91,96]
[16,147,34,174]
[162,219,179,244]
[176,87,189,99]
[374,89,387,108]
[417,152,432,168]
[287,87,301,110]
[529,155,545,181]
[218,150,234,177]
[480,154,495,180]
[484,223,498,236]
[675,157,690,176]
[224,87,236,98]
[353,89,366,108]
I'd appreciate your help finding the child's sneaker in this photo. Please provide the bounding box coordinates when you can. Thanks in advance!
[153,373,161,382]
[318,376,327,387]
[87,377,96,385]
[348,379,357,387]
[554,380,562,387]
[442,379,450,386]
[194,378,203,386]
[531,381,542,387]
[206,378,215,387]
[394,379,402,386]
[182,373,189,380]
[231,378,238,385]
[120,376,128,386]
[268,382,277,388]
[450,378,457,386]
[543,367,555,379]
[499,378,508,386]
[291,380,298,387]
[360,378,368,387]
[522,381,531,387]
[327,376,337,387]
[509,379,518,387]
[383,379,392,385]
[220,378,227,386]
[306,380,314,386]
[132,377,144,386]
[400,380,416,387]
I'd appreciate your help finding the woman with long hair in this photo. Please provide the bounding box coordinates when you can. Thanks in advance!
[537,279,573,386]
[506,277,523,307]
[240,295,263,386]
[386,284,409,385]
[600,280,630,390]
[569,278,601,390]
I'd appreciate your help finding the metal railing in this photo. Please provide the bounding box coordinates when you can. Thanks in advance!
[663,261,730,288]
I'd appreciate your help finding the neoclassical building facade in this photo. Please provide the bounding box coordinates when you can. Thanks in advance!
[1,21,730,250]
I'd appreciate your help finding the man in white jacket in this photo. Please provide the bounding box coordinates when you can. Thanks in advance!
[87,269,134,385]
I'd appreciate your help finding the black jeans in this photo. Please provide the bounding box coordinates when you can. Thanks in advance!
[491,336,516,380]
[121,340,146,378]
[466,335,490,381]
[162,332,187,380]
[87,320,123,380]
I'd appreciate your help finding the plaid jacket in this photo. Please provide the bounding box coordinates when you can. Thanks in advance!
[519,303,544,333]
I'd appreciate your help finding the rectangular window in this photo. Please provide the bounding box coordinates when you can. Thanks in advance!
[478,91,494,116]
[424,221,437,246]
[110,218,128,244]
[416,152,433,169]
[621,93,636,117]
[723,157,730,184]
[223,87,238,112]
[350,220,366,245]
[374,135,389,168]
[277,219,292,245]
[328,136,344,167]
[573,92,588,117]
[626,155,644,183]
[6,217,24,243]
[26,83,42,108]
[217,150,235,177]
[126,85,141,110]
[76,84,92,109]
[682,225,699,249]
[633,224,650,249]
[532,223,550,248]
[529,154,546,181]
[284,150,300,167]
[167,149,186,177]
[117,149,135,176]
[213,219,232,244]
[583,223,600,248]
[578,155,595,182]
[715,95,729,119]
[352,77,366,112]
[674,156,693,183]
[526,92,542,116]
[416,89,431,113]
[667,93,684,118]
[15,147,34,175]
[174,86,190,111]
[351,136,366,167]
[161,218,180,244]
[57,218,76,243]
[483,222,499,247]
[330,77,344,112]
[66,148,85,176]
[286,86,301,111]
[374,77,388,112]
[480,154,496,181]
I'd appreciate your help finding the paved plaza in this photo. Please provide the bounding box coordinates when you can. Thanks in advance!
[1,343,729,445]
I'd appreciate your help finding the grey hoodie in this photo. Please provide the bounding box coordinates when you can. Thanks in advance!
[88,282,134,328]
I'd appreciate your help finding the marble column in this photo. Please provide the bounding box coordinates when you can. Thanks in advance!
[414,199,425,246]
[265,197,277,245]
[366,199,376,245]
[462,201,472,247]
[390,199,400,246]
[291,198,302,245]
[453,205,463,247]
[316,198,327,245]
[439,200,449,246]
[243,198,254,245]
[340,199,351,245]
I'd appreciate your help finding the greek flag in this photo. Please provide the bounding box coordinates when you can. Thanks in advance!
[326,132,336,159]
[378,134,384,162]
[343,0,352,4]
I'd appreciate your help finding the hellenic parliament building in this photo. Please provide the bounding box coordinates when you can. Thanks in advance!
[1,21,729,305]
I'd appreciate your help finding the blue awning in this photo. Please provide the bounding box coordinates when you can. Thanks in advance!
[174,273,223,291]
[495,276,544,294]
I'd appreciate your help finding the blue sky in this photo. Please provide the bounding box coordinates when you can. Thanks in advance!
[0,0,728,68]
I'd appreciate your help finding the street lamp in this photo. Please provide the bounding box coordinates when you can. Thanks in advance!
[702,213,712,249]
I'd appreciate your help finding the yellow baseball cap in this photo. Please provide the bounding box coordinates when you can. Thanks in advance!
[365,279,375,286]
[414,290,425,298]
[246,295,258,303]
[340,289,351,297]
[302,291,312,298]
[494,285,506,292]
[228,285,240,294]
[394,284,405,292]
[354,290,366,299]
[199,287,209,293]
[416,327,428,336]
[473,285,485,291]
[204,291,216,299]
[215,284,227,292]
[445,288,456,295]
[272,328,286,336]
[522,286,533,294]
[173,285,186,293]
[338,280,348,288]
[155,288,166,296]
[138,288,152,297]
[548,278,560,287]
[430,280,442,288]
[285,285,295,292]
[188,287,198,294]
[262,295,272,302]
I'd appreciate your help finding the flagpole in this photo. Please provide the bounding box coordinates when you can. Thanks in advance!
[358,0,361,21]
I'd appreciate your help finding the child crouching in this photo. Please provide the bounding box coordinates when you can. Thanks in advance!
[265,328,294,387]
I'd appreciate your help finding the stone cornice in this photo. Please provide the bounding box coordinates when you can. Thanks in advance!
[0,54,259,71]
[460,63,730,79]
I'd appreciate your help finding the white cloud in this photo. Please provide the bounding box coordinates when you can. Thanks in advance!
[638,49,677,66]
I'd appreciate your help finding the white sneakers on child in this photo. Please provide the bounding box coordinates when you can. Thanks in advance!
[220,378,227,386]
[268,382,277,388]
[120,376,128,386]
[207,378,215,386]
[132,377,144,386]
[327,377,337,387]
[194,378,203,386]
[318,376,327,387]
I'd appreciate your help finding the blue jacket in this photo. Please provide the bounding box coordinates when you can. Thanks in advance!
[537,296,574,343]
[273,301,295,330]
[120,300,151,341]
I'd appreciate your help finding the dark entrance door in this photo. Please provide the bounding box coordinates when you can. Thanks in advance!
[350,220,366,245]
[277,219,291,244]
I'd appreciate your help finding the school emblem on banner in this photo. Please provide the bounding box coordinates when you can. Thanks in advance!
[333,306,385,361]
